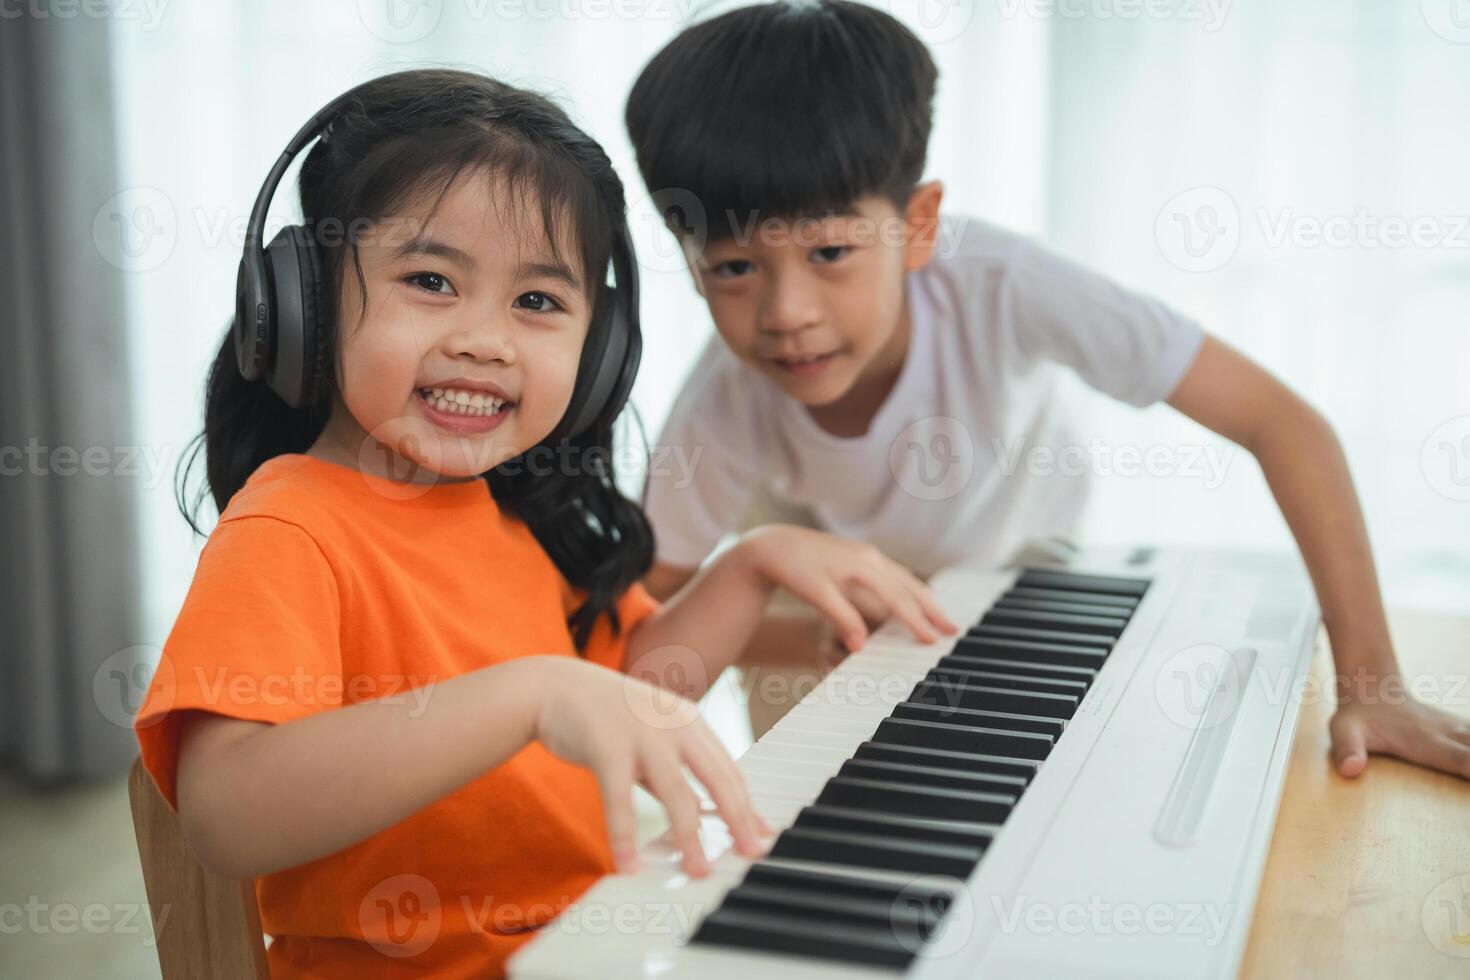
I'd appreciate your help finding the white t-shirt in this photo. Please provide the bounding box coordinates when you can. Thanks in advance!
[644,215,1206,577]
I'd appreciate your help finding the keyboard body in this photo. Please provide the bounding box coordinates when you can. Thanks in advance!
[511,546,1321,979]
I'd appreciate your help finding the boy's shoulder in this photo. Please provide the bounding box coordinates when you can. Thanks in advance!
[923,213,1035,279]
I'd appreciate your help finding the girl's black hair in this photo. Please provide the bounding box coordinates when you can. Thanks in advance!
[178,68,653,649]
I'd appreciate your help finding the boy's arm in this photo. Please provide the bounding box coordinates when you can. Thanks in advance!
[629,529,955,701]
[1167,334,1470,780]
[644,560,832,671]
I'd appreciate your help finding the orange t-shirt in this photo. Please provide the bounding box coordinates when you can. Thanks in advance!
[134,453,657,979]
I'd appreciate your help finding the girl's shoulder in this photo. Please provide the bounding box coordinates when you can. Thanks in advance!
[217,454,354,534]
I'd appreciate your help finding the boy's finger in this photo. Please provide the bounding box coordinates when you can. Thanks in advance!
[852,568,935,644]
[804,581,868,650]
[1328,713,1369,778]
[1426,735,1470,781]
[913,582,960,634]
[595,761,641,872]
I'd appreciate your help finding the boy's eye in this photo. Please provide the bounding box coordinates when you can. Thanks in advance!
[514,291,563,313]
[405,272,456,296]
[812,245,850,265]
[711,259,755,279]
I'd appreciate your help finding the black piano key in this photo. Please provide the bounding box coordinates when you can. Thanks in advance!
[794,804,999,849]
[968,622,1117,649]
[992,596,1141,619]
[838,757,1028,795]
[816,775,1016,822]
[892,701,1065,738]
[924,666,1089,702]
[874,716,1054,760]
[955,634,1109,665]
[770,825,984,877]
[979,607,1127,638]
[692,905,918,969]
[719,883,934,942]
[910,677,1080,719]
[938,654,1099,687]
[853,740,1040,782]
[1016,568,1150,597]
[742,862,953,912]
[1007,585,1140,610]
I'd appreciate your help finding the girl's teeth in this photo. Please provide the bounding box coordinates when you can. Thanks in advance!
[421,388,507,417]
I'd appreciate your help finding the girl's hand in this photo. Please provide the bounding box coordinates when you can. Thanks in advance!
[1329,691,1470,780]
[735,526,959,652]
[521,656,772,878]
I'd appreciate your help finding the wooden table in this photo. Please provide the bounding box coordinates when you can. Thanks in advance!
[1240,610,1470,978]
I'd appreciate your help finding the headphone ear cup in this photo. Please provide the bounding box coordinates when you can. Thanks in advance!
[298,233,328,408]
[262,226,322,409]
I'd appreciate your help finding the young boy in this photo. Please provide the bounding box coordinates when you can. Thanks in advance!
[626,0,1470,780]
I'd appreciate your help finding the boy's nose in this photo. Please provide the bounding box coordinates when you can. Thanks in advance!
[757,280,823,335]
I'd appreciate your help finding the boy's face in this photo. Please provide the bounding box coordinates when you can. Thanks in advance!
[687,184,943,408]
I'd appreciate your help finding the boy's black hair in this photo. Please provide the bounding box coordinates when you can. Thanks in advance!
[625,0,937,241]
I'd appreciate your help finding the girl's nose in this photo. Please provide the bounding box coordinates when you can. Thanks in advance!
[445,315,516,364]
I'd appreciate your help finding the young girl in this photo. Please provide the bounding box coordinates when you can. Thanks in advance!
[133,69,956,979]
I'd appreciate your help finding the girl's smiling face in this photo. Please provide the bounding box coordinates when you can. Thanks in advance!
[311,168,594,482]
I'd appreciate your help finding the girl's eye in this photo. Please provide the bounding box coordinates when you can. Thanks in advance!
[405,272,456,296]
[514,291,564,313]
[711,259,755,279]
[812,245,850,265]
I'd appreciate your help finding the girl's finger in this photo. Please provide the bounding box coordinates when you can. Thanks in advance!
[640,749,710,877]
[594,758,641,872]
[683,729,767,858]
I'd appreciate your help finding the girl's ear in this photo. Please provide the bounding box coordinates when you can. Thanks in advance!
[903,181,945,272]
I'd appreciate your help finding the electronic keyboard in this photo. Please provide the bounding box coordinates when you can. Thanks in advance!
[510,546,1321,979]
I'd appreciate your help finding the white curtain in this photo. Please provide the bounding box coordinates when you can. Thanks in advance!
[112,0,1469,656]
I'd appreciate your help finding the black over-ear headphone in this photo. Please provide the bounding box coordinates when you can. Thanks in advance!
[234,79,642,441]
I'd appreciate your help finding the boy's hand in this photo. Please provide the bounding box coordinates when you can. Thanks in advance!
[1329,690,1470,780]
[522,656,773,878]
[734,525,959,651]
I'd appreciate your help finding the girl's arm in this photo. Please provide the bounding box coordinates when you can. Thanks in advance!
[624,525,958,703]
[1167,333,1470,781]
[176,655,767,880]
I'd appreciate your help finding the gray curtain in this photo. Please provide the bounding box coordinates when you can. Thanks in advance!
[0,12,145,780]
